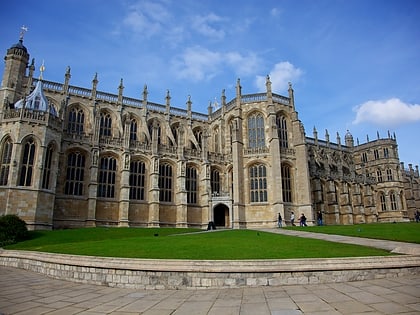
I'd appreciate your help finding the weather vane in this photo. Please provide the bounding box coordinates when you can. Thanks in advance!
[19,25,28,40]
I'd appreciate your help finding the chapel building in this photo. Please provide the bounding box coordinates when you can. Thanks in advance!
[0,35,419,230]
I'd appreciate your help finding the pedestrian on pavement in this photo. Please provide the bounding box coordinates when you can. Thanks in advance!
[300,213,307,226]
[415,210,420,223]
[290,212,295,226]
[277,213,282,228]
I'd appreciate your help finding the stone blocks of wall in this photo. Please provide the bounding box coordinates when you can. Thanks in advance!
[1,249,419,289]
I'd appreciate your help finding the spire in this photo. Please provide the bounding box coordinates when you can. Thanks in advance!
[91,73,98,98]
[288,82,295,108]
[118,78,124,103]
[39,60,45,80]
[236,78,241,98]
[143,84,148,102]
[19,25,28,41]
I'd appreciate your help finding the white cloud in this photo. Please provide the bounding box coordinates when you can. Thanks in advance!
[191,13,225,40]
[255,61,302,92]
[353,98,420,126]
[172,47,262,81]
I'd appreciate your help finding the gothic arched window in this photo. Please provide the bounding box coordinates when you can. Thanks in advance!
[100,112,112,137]
[41,143,54,189]
[64,151,86,196]
[249,164,267,202]
[276,115,288,148]
[159,163,172,202]
[129,160,146,200]
[248,113,265,148]
[186,166,198,204]
[390,191,397,210]
[68,107,85,134]
[379,192,387,211]
[0,137,13,185]
[98,156,117,198]
[130,119,138,141]
[281,164,293,202]
[211,168,220,195]
[19,138,36,186]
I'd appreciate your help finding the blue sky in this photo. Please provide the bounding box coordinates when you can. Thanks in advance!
[1,0,419,166]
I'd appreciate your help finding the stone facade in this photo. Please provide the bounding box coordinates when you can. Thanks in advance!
[0,36,419,230]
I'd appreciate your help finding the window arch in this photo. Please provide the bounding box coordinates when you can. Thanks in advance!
[379,192,387,211]
[390,191,397,210]
[100,112,112,137]
[129,160,146,200]
[19,137,36,186]
[248,113,265,148]
[68,107,85,134]
[376,169,383,182]
[213,127,220,153]
[98,156,117,198]
[130,119,138,141]
[281,164,293,202]
[386,168,393,181]
[159,163,172,202]
[211,168,220,195]
[186,165,198,204]
[249,164,267,202]
[148,120,162,144]
[276,114,288,148]
[64,151,86,195]
[0,137,13,185]
[41,143,54,189]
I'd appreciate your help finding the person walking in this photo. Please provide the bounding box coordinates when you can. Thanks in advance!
[300,213,307,227]
[277,213,282,228]
[290,212,295,226]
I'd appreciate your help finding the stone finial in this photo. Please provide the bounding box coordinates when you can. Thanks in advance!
[143,84,148,101]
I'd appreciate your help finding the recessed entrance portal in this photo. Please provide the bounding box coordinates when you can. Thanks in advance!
[213,204,229,227]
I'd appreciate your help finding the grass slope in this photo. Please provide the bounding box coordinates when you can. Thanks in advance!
[4,227,394,259]
[287,222,420,244]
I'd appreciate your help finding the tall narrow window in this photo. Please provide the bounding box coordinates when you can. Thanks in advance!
[249,164,267,202]
[0,138,13,185]
[68,107,85,134]
[374,149,379,160]
[186,166,198,204]
[281,164,293,202]
[98,156,117,198]
[248,113,265,148]
[130,119,137,141]
[361,152,368,163]
[214,127,219,153]
[64,152,85,196]
[129,160,146,200]
[377,169,383,182]
[379,192,387,211]
[276,115,288,148]
[386,169,393,181]
[19,138,36,186]
[159,163,172,202]
[100,112,112,137]
[383,147,389,158]
[390,192,397,210]
[41,144,54,189]
[211,168,220,195]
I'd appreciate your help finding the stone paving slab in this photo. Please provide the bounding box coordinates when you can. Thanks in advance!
[1,266,419,315]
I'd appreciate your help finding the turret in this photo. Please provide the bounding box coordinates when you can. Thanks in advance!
[1,26,30,106]
[345,130,354,147]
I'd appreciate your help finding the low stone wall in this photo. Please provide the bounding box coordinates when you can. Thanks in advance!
[1,249,419,289]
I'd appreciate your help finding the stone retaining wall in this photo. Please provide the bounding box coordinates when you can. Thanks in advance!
[1,250,419,289]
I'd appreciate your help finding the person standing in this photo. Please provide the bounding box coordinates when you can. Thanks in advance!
[317,211,323,226]
[290,212,295,226]
[277,213,282,228]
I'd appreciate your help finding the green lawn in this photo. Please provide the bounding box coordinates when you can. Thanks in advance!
[286,222,420,244]
[3,227,397,260]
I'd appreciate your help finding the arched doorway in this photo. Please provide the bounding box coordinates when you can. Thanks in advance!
[213,204,229,227]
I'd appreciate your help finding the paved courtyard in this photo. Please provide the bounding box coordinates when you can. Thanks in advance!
[1,266,419,315]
